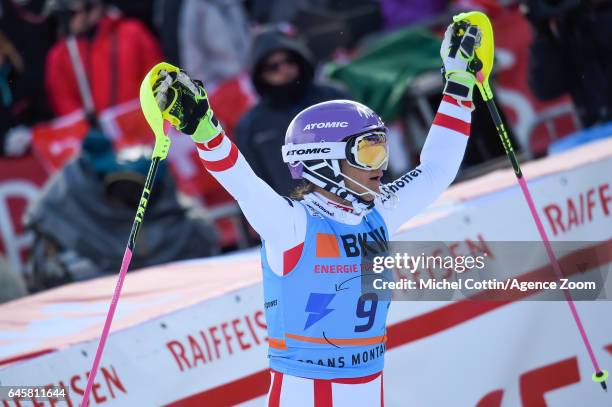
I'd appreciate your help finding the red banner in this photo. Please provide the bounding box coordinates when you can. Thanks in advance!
[0,155,49,273]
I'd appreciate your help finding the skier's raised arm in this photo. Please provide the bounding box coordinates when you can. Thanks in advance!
[152,71,307,267]
[377,24,481,234]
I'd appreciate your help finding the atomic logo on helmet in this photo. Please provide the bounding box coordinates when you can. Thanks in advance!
[303,122,349,131]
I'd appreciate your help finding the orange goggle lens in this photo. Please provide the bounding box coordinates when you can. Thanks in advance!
[354,133,388,169]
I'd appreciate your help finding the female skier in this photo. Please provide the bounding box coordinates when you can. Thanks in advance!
[151,22,481,407]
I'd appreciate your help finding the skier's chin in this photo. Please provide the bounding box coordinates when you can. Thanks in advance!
[346,179,380,201]
[362,186,380,202]
[366,180,382,196]
[363,194,376,203]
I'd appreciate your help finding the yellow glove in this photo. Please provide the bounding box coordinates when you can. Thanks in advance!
[152,69,223,144]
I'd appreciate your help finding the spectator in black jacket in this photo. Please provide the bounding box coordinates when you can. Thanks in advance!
[236,27,347,196]
[524,0,612,127]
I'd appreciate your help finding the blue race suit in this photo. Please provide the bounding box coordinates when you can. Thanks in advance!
[262,202,390,379]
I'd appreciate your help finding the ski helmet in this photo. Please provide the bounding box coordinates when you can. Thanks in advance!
[282,100,393,210]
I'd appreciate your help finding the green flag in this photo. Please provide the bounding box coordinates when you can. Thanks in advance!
[325,27,441,122]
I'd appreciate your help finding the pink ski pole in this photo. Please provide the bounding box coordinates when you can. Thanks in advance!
[81,63,175,405]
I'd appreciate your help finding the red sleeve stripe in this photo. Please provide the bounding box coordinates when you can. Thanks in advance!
[432,112,471,136]
[442,95,473,109]
[199,142,239,172]
[196,133,233,161]
[195,132,225,151]
[439,97,472,123]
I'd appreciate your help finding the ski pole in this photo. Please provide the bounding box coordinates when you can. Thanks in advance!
[80,62,175,406]
[453,11,608,391]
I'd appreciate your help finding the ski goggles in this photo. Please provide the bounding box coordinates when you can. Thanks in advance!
[345,132,388,170]
[282,131,389,170]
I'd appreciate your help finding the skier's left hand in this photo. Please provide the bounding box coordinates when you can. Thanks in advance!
[440,22,482,109]
[152,69,223,144]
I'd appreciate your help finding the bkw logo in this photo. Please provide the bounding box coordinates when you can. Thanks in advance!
[315,226,388,258]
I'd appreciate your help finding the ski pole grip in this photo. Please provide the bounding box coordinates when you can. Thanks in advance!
[140,62,181,160]
[452,11,495,101]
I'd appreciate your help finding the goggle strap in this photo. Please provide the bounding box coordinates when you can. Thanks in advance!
[302,170,328,189]
[302,160,382,200]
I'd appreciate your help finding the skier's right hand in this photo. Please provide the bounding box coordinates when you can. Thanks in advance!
[152,69,223,144]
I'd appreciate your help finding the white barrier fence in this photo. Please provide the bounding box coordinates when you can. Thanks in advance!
[1,140,611,406]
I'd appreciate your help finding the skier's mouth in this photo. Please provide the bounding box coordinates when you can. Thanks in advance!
[367,169,383,186]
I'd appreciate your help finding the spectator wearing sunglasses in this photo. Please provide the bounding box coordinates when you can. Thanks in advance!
[236,26,347,196]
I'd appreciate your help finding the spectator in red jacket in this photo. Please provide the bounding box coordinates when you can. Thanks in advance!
[45,0,162,117]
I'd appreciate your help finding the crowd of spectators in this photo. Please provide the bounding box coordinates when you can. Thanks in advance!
[1,0,611,302]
